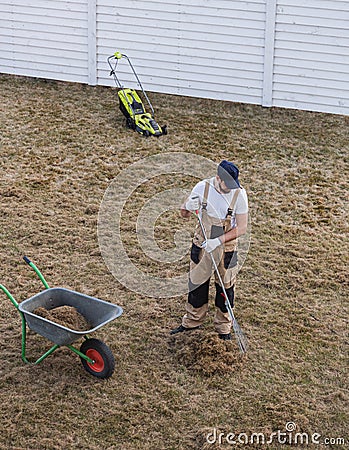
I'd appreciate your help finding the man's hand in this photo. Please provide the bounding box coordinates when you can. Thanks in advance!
[185,195,200,212]
[201,237,222,253]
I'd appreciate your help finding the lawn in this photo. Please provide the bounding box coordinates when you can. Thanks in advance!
[0,73,348,449]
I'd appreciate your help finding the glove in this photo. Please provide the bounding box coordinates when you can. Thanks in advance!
[185,195,200,212]
[201,237,222,253]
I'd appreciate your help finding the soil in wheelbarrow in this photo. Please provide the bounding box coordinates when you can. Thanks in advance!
[33,306,91,331]
[170,329,246,376]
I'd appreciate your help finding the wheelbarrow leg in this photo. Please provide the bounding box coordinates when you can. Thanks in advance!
[20,313,60,364]
[66,343,94,364]
[0,284,60,365]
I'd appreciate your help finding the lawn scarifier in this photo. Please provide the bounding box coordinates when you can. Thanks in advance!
[107,51,167,137]
[0,256,123,378]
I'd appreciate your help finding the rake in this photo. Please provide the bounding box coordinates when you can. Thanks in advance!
[196,209,248,353]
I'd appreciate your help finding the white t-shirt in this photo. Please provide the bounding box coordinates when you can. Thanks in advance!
[187,177,248,225]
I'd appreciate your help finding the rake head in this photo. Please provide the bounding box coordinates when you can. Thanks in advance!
[220,292,248,354]
[232,318,248,353]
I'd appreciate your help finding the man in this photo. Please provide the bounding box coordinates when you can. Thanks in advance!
[170,160,248,340]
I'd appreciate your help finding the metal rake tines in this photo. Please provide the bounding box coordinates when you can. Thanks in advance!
[225,298,248,353]
[232,318,248,354]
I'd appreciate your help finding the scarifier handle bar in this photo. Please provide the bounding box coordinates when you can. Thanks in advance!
[107,51,155,117]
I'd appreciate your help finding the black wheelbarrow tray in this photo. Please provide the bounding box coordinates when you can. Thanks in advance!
[0,257,123,379]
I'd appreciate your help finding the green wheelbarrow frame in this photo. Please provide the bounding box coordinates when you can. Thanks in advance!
[0,257,123,378]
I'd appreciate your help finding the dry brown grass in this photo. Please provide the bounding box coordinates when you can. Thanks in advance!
[33,306,90,331]
[0,73,348,449]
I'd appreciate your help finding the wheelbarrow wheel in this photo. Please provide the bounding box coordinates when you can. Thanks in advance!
[80,338,115,379]
[126,117,135,129]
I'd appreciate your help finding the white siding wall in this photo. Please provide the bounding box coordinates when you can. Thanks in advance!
[0,0,89,83]
[273,0,349,114]
[96,0,181,94]
[0,0,348,115]
[97,0,266,105]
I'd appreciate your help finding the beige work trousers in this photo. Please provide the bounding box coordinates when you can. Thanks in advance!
[182,215,238,335]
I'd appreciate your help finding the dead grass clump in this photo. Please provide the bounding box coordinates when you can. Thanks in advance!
[171,330,246,376]
[33,306,91,331]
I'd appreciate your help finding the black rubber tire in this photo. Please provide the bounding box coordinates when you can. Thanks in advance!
[126,117,135,129]
[80,338,115,379]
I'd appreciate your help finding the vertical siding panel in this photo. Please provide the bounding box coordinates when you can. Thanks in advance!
[0,0,89,83]
[262,0,277,106]
[95,1,181,94]
[88,0,97,85]
[96,0,266,105]
[272,0,349,114]
[176,1,265,104]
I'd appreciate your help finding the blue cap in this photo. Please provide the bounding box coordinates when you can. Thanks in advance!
[217,160,240,189]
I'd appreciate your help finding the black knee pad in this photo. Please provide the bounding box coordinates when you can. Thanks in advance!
[224,250,238,269]
[190,243,202,264]
[188,279,210,308]
[215,283,234,312]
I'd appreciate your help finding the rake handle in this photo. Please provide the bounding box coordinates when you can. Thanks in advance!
[195,209,247,353]
[195,210,232,311]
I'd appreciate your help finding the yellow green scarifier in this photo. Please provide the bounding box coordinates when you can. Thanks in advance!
[107,52,167,137]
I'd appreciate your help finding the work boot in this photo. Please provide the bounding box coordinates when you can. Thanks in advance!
[170,324,200,335]
[218,333,232,341]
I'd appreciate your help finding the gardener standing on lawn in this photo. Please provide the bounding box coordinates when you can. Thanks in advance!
[170,160,248,341]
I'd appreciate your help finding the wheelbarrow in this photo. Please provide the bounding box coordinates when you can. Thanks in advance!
[0,256,123,379]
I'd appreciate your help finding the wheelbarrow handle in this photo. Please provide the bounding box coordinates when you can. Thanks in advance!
[23,255,31,265]
[23,256,50,289]
[0,283,19,309]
